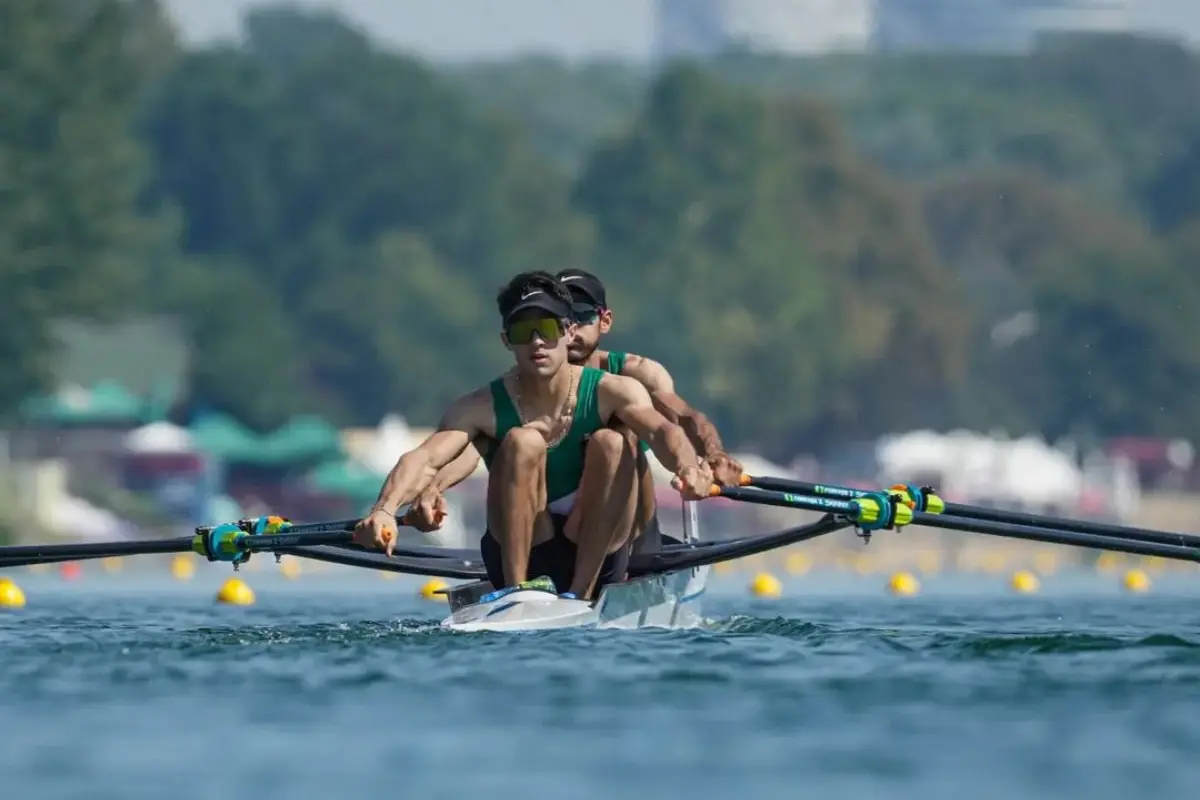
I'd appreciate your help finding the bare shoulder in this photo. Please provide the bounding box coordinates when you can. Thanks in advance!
[621,353,676,394]
[437,385,495,436]
[598,371,653,407]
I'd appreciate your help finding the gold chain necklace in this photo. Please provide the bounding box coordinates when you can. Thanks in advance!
[513,366,578,448]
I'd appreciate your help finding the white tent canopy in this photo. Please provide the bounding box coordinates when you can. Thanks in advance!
[358,414,421,475]
[124,421,194,454]
[877,429,1084,507]
[46,496,136,541]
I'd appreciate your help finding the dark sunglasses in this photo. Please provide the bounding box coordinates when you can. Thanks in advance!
[506,317,566,345]
[571,305,603,325]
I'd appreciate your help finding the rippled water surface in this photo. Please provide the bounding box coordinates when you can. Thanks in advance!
[4,572,1200,799]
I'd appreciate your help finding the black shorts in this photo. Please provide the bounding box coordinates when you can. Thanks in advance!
[480,513,626,595]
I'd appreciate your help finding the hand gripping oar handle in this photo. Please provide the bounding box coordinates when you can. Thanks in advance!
[192,508,435,567]
[0,507,449,571]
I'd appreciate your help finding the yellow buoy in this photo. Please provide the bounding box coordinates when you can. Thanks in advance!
[170,554,195,581]
[1123,568,1150,593]
[102,556,123,574]
[749,572,782,598]
[419,578,448,600]
[0,578,25,609]
[888,571,920,596]
[1095,552,1122,573]
[278,557,302,580]
[216,577,255,605]
[1010,570,1040,594]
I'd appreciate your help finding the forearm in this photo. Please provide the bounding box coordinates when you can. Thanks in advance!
[678,409,726,459]
[430,446,481,493]
[371,453,436,514]
[647,423,701,474]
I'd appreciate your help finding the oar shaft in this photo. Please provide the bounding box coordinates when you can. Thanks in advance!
[743,475,1200,549]
[716,485,860,516]
[720,483,1200,564]
[0,537,194,565]
[238,531,353,551]
[918,512,1200,563]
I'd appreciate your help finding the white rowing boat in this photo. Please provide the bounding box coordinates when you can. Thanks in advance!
[438,501,708,632]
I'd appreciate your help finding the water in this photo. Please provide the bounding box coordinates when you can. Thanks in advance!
[4,572,1200,799]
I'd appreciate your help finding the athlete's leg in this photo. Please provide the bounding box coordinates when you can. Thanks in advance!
[484,427,556,587]
[563,427,638,599]
[633,448,659,551]
[607,424,656,548]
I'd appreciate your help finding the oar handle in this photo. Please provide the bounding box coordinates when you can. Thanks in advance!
[193,507,442,564]
[737,474,946,514]
[711,484,913,533]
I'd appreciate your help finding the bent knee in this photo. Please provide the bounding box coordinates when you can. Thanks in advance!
[498,426,546,466]
[606,420,641,446]
[587,427,635,463]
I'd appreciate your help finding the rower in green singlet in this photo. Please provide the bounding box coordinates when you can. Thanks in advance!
[473,364,611,596]
[352,270,712,601]
[404,270,745,559]
[481,365,604,519]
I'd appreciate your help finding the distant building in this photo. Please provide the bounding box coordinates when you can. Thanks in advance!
[873,0,1131,52]
[1131,0,1200,47]
[655,0,873,60]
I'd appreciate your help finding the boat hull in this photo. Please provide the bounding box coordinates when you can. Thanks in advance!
[439,564,708,633]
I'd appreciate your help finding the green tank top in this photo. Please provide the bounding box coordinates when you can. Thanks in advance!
[604,352,650,453]
[482,366,606,503]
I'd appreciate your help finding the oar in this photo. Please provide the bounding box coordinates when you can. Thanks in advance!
[282,546,488,580]
[740,474,1200,550]
[715,485,1200,565]
[0,536,194,567]
[627,515,852,576]
[0,509,433,569]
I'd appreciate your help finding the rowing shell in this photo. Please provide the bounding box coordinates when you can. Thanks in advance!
[439,564,709,632]
[439,500,708,633]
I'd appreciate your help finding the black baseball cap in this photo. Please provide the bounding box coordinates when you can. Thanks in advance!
[556,269,607,310]
[499,285,573,326]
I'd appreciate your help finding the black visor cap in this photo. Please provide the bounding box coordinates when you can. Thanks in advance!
[556,269,606,309]
[501,289,573,326]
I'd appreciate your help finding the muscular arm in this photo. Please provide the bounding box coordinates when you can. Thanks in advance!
[370,391,490,515]
[597,373,701,475]
[622,354,729,459]
[425,442,483,493]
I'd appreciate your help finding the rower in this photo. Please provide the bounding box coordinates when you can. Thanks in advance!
[352,270,712,601]
[407,270,743,555]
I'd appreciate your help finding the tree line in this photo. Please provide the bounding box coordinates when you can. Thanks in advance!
[6,1,1200,460]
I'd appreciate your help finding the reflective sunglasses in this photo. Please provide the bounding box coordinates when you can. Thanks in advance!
[506,316,566,345]
[571,304,603,325]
